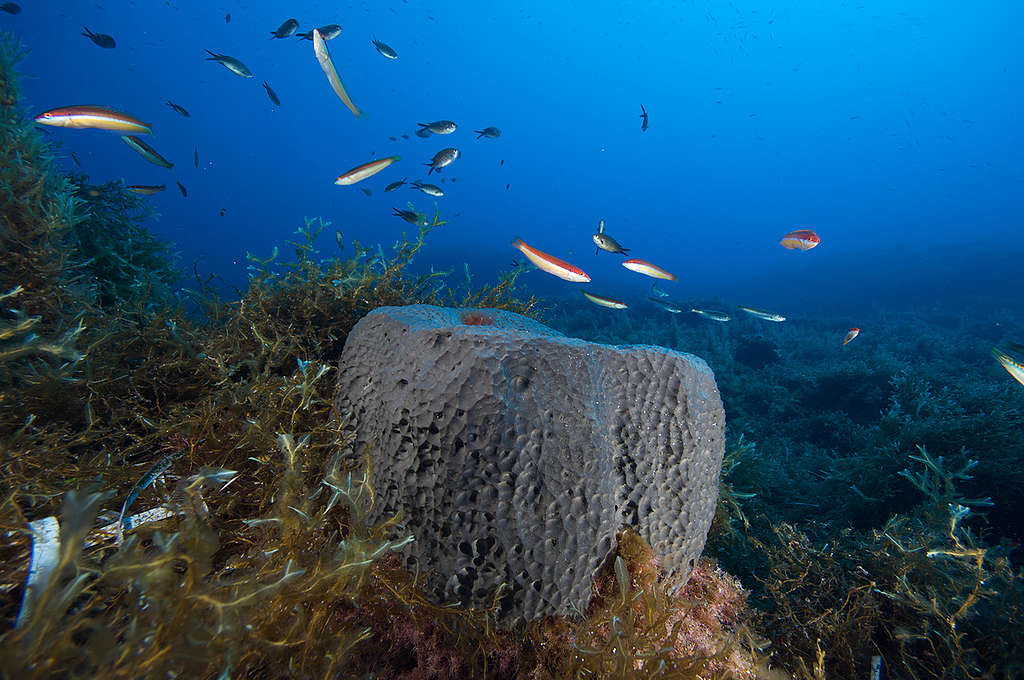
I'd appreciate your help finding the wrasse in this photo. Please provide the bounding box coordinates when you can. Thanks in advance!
[691,308,731,322]
[313,28,362,117]
[582,291,627,309]
[262,81,281,106]
[780,229,820,250]
[121,135,173,169]
[511,238,589,283]
[843,328,860,346]
[622,258,676,281]
[992,342,1024,387]
[166,100,190,117]
[335,155,400,185]
[738,305,786,322]
[176,181,187,197]
[205,50,253,77]
[35,106,151,134]
[126,184,166,195]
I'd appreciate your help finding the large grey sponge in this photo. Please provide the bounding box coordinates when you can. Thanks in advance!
[333,305,725,624]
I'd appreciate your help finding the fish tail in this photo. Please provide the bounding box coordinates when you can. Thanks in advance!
[82,27,93,37]
[620,248,630,254]
[204,49,219,59]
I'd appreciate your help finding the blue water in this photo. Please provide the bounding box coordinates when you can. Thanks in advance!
[6,0,1024,316]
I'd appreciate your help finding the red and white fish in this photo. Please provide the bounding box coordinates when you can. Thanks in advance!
[512,238,589,282]
[843,328,860,346]
[780,229,821,250]
[34,105,152,134]
[334,155,400,185]
[622,258,677,281]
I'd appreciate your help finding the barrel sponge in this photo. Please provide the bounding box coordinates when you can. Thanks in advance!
[333,304,725,625]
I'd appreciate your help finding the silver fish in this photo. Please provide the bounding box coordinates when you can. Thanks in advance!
[691,308,731,322]
[271,18,299,39]
[649,297,683,313]
[412,181,444,197]
[418,120,457,135]
[737,305,786,322]
[372,37,399,59]
[593,219,629,255]
[426,147,459,174]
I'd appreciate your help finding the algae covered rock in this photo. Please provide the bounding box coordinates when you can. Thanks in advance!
[333,304,725,624]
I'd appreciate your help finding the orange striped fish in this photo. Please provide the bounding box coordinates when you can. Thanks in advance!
[843,328,860,346]
[335,155,400,185]
[780,229,820,250]
[313,28,363,117]
[622,258,677,281]
[34,105,152,134]
[512,238,590,282]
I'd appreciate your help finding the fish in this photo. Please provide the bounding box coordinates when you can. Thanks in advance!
[474,126,501,139]
[992,342,1024,387]
[392,207,421,225]
[262,81,281,106]
[780,229,821,250]
[414,128,432,138]
[418,120,457,135]
[650,282,668,298]
[166,100,190,117]
[1,3,21,13]
[506,183,510,190]
[738,305,786,322]
[401,134,409,139]
[649,297,683,313]
[842,328,860,346]
[126,184,166,195]
[270,18,299,39]
[582,291,627,309]
[389,136,397,141]
[384,178,407,192]
[220,208,226,216]
[121,135,173,169]
[691,308,731,322]
[205,50,253,77]
[500,159,504,166]
[70,152,81,166]
[193,146,198,168]
[426,148,459,174]
[176,181,187,197]
[622,258,675,281]
[640,104,648,131]
[35,106,152,134]
[593,219,629,255]
[335,155,400,185]
[313,28,363,117]
[297,25,342,41]
[511,238,590,282]
[372,36,399,59]
[360,188,372,196]
[224,12,230,23]
[412,181,444,197]
[82,27,116,48]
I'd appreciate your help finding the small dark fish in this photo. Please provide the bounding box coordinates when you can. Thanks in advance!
[401,133,409,139]
[70,152,80,166]
[426,147,459,174]
[296,24,341,41]
[372,36,398,59]
[166,100,190,117]
[262,81,281,106]
[384,178,407,192]
[593,219,629,255]
[193,146,198,168]
[82,27,116,49]
[271,18,299,39]
[640,104,648,132]
[474,126,501,139]
[418,120,456,135]
[392,207,420,225]
[176,181,187,197]
[450,177,456,183]
[360,187,373,196]
[1,3,21,14]
[219,208,226,216]
[126,184,166,195]
[205,50,253,77]
[414,128,431,138]
[500,159,504,166]
[505,183,510,190]
[388,136,397,141]
[225,13,231,23]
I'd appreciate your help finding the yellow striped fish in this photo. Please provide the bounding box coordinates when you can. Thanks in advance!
[993,342,1024,387]
[121,136,173,169]
[335,155,400,185]
[622,258,677,281]
[313,28,363,117]
[35,105,151,134]
[582,291,627,309]
[126,184,166,195]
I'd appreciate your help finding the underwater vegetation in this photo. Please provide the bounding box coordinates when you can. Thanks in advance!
[2,30,1023,678]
